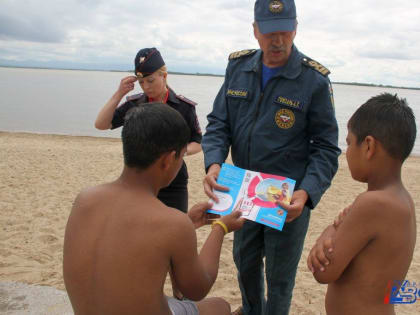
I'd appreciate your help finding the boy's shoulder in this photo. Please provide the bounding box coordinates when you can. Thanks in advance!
[140,203,194,235]
[163,206,195,229]
[76,181,127,201]
[352,189,413,222]
[73,183,112,208]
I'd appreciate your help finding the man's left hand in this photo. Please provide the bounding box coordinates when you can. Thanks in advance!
[275,189,308,223]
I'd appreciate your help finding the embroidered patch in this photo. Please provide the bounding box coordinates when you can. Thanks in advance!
[275,109,295,129]
[226,89,248,98]
[269,1,284,13]
[274,96,301,110]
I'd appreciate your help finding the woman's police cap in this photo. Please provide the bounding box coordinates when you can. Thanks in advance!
[254,0,297,34]
[134,48,165,78]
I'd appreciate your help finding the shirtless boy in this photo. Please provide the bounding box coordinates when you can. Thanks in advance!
[63,103,245,315]
[307,93,417,315]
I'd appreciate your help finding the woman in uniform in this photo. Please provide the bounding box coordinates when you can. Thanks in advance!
[95,47,202,214]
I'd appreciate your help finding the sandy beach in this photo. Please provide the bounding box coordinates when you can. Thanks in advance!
[1,131,419,314]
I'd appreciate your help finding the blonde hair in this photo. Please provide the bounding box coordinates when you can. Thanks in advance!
[156,65,169,88]
[157,65,168,76]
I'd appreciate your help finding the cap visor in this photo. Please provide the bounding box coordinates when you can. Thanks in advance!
[257,19,296,34]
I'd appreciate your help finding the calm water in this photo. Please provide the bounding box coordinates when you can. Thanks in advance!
[1,67,419,154]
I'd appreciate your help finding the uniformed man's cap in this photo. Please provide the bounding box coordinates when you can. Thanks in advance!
[254,0,297,34]
[134,47,165,78]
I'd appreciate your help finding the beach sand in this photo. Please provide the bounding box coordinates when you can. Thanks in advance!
[1,131,419,314]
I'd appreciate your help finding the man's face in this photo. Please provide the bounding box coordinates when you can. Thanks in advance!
[253,23,296,68]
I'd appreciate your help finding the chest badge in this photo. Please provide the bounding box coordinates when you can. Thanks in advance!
[275,109,295,129]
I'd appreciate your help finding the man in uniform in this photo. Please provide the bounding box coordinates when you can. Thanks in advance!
[201,0,341,314]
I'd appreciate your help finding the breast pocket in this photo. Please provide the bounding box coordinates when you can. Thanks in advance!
[226,88,253,120]
[271,94,308,133]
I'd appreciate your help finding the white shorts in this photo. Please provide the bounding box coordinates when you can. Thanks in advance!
[167,297,199,315]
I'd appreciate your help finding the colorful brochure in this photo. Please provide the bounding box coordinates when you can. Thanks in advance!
[207,163,296,231]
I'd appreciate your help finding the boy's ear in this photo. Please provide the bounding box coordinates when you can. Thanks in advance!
[364,135,377,160]
[160,150,177,171]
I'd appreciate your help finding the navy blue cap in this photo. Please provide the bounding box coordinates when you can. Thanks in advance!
[254,0,297,34]
[134,47,165,77]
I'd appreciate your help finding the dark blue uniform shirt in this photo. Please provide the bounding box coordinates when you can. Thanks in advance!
[203,45,341,209]
[111,88,202,186]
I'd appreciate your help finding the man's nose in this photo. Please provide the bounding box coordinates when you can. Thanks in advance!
[272,33,283,45]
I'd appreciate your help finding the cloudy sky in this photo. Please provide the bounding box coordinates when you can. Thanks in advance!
[0,0,419,87]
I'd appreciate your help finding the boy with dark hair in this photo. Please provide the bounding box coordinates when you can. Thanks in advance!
[64,103,245,315]
[307,93,417,315]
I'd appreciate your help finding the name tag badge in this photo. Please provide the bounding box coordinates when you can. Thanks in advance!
[226,89,249,99]
[274,96,303,110]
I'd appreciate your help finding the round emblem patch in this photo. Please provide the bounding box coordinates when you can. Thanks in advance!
[275,109,295,129]
[269,1,284,13]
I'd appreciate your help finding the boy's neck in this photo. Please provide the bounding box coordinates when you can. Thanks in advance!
[118,166,162,196]
[366,161,403,191]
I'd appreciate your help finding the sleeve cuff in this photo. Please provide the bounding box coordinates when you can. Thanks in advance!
[298,180,322,210]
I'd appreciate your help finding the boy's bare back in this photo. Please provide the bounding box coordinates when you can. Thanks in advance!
[63,180,193,315]
[64,104,245,315]
[313,186,416,315]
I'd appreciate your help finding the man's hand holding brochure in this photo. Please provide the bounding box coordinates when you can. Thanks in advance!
[207,163,296,231]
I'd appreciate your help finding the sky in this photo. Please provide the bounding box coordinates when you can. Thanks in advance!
[0,0,419,88]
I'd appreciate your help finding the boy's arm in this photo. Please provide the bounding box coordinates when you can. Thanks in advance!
[169,207,244,301]
[307,224,336,273]
[310,193,380,284]
[307,205,352,272]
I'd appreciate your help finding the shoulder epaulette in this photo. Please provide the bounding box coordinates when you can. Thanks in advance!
[126,93,144,102]
[176,94,197,106]
[302,57,330,76]
[229,49,257,60]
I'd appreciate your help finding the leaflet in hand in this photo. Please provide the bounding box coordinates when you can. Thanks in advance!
[207,163,296,231]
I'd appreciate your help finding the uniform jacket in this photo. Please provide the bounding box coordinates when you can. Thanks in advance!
[202,45,341,209]
[111,87,202,185]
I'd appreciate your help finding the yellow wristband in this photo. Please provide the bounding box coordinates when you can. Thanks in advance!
[212,220,228,235]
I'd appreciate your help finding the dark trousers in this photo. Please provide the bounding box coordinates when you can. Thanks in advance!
[233,206,311,315]
[158,182,188,213]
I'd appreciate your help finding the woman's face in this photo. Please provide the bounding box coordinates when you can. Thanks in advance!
[138,71,167,100]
